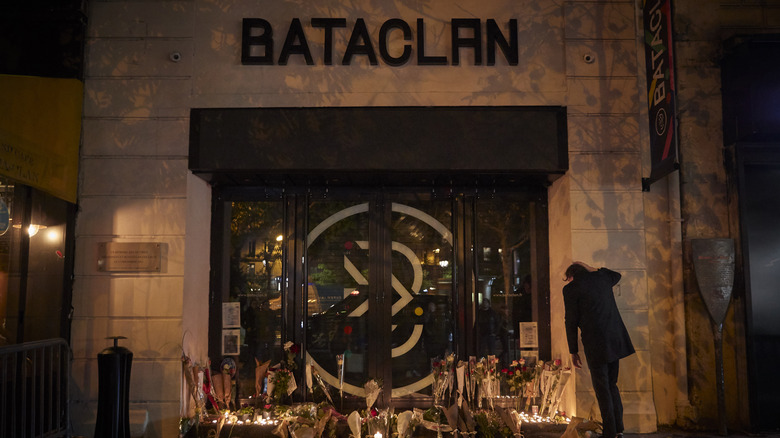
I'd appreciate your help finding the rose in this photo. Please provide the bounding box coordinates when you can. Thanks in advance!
[553,359,562,367]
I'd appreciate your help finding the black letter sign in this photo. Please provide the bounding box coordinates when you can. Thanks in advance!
[486,19,518,65]
[242,18,274,65]
[311,18,347,65]
[451,19,482,65]
[343,18,378,65]
[379,19,412,66]
[279,18,314,65]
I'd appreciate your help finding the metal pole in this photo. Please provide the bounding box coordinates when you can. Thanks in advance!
[713,322,727,436]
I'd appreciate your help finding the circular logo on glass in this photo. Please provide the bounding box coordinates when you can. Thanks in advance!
[305,203,452,398]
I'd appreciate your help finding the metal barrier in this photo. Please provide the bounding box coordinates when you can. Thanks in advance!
[0,338,71,438]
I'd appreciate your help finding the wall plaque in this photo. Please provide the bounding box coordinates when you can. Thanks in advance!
[97,242,162,272]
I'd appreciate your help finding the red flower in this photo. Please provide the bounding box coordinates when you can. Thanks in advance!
[508,371,514,376]
[370,408,378,417]
[290,344,300,354]
[501,368,508,374]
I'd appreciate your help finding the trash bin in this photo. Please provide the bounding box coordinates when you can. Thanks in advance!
[95,336,133,438]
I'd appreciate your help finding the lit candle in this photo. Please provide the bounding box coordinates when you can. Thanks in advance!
[374,432,383,438]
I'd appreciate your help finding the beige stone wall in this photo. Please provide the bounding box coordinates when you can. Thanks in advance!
[671,0,780,431]
[561,1,659,431]
[71,0,680,436]
[73,1,201,437]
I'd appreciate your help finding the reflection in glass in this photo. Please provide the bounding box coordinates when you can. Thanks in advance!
[476,198,533,367]
[230,201,283,400]
[0,181,70,345]
[306,201,370,400]
[391,201,453,398]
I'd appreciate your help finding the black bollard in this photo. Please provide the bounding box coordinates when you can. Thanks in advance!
[95,336,133,438]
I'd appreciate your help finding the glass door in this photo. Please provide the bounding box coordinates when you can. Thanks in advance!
[304,195,456,405]
[305,199,371,401]
[215,188,550,409]
[388,199,454,400]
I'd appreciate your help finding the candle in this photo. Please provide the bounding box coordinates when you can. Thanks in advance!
[374,432,383,438]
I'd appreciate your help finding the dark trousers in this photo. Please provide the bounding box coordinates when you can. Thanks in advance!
[590,359,623,438]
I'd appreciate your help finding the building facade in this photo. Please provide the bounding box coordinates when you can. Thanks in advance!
[59,1,780,437]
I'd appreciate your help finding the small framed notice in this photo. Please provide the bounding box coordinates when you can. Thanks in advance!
[520,349,539,366]
[222,329,240,356]
[222,302,241,328]
[518,322,538,349]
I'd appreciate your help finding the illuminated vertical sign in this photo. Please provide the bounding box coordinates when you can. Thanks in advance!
[643,0,678,186]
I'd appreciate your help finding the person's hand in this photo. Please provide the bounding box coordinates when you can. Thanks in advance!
[571,353,582,369]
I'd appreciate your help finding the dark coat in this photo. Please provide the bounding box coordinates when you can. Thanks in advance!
[563,267,635,368]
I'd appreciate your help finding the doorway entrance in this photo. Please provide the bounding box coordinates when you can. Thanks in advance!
[208,187,551,409]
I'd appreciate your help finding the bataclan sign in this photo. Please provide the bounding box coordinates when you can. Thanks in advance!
[241,18,519,66]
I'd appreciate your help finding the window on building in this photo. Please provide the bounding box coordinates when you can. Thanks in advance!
[0,179,73,345]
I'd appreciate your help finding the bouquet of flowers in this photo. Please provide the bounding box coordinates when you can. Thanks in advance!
[479,356,499,409]
[539,359,570,417]
[431,354,454,407]
[502,358,536,395]
[269,368,296,403]
[284,341,300,370]
[501,358,542,412]
[467,356,478,409]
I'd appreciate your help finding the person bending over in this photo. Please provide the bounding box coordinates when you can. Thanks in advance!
[563,261,634,438]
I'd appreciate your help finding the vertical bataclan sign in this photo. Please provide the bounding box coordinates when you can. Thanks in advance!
[642,0,678,187]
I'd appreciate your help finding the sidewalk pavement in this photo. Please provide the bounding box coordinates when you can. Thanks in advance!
[521,424,780,438]
[624,428,780,438]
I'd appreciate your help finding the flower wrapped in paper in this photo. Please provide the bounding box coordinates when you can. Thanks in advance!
[456,360,467,407]
[269,368,297,403]
[347,410,362,438]
[475,356,499,409]
[467,356,478,409]
[430,354,454,407]
[396,410,414,438]
[538,359,571,418]
[364,379,382,410]
[284,341,300,370]
[310,364,335,406]
[181,354,207,420]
